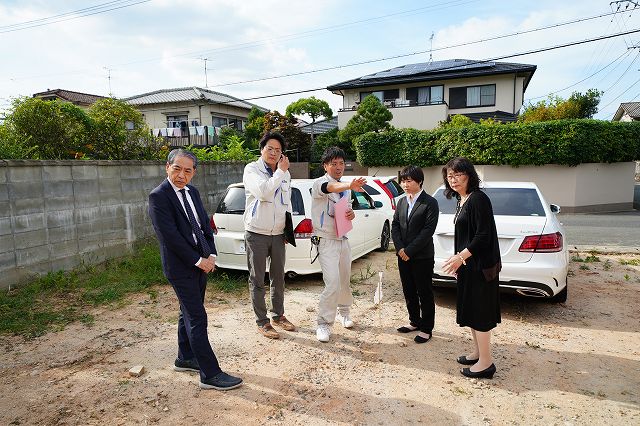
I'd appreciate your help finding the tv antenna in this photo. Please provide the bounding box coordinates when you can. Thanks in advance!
[199,57,209,87]
[103,66,113,96]
[429,32,435,63]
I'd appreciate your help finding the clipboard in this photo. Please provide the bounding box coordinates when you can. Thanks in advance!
[334,195,353,238]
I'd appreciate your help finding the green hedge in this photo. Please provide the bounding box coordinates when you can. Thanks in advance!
[354,120,640,167]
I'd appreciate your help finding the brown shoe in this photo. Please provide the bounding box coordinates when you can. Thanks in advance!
[258,323,280,339]
[271,315,296,331]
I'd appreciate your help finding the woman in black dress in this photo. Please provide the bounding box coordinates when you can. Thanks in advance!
[442,158,501,379]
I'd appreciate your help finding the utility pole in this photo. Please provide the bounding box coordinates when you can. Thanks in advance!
[103,66,113,96]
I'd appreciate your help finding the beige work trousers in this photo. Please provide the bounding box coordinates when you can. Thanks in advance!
[317,238,353,326]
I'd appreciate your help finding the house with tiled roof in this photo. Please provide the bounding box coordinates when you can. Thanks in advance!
[327,59,536,130]
[300,116,338,135]
[612,102,640,122]
[124,87,267,131]
[32,89,106,109]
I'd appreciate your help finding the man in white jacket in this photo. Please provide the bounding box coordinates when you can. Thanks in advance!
[243,132,296,339]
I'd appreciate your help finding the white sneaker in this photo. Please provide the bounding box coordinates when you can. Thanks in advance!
[316,324,331,342]
[336,312,354,328]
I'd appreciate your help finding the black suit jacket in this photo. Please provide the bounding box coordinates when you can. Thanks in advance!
[391,191,439,260]
[148,179,217,280]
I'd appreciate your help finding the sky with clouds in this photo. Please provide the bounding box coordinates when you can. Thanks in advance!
[0,0,639,120]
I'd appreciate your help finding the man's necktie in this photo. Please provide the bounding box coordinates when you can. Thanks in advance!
[179,189,211,258]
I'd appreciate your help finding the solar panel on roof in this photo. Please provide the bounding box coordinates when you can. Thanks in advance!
[360,60,495,80]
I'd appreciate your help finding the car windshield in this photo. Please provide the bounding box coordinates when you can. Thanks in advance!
[362,184,380,195]
[433,188,546,216]
[216,186,305,215]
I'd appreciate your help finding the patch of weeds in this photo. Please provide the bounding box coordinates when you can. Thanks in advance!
[584,254,600,263]
[147,289,159,300]
[451,386,470,396]
[118,379,130,387]
[209,271,246,293]
[350,263,376,285]
[571,255,585,262]
[142,310,161,320]
[525,341,541,349]
[619,258,640,266]
[0,240,166,338]
[80,314,95,326]
[543,403,559,409]
[580,389,595,396]
[579,264,590,270]
[567,270,575,277]
[624,274,630,281]
[603,260,612,271]
[597,391,607,398]
[352,289,362,297]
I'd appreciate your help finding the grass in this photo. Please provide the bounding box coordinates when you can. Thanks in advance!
[0,240,247,338]
[350,263,377,285]
[619,258,640,266]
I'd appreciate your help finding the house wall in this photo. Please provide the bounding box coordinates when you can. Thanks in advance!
[0,160,245,290]
[368,162,636,213]
[135,101,252,129]
[336,73,527,130]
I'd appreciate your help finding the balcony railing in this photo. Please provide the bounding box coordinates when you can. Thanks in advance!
[339,100,446,112]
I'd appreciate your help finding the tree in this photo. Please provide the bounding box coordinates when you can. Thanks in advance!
[3,97,91,159]
[244,106,267,151]
[263,110,311,161]
[87,98,164,160]
[285,96,333,144]
[340,94,393,151]
[520,89,603,122]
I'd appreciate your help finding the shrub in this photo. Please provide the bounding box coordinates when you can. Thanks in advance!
[354,119,640,167]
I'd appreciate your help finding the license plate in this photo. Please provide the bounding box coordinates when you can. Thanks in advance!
[237,242,246,254]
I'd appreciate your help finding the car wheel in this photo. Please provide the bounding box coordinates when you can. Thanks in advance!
[378,221,390,252]
[552,285,567,303]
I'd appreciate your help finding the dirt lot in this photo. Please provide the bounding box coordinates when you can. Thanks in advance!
[1,249,639,425]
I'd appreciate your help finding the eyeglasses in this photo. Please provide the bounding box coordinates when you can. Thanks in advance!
[265,146,282,154]
[446,173,466,181]
[327,162,345,167]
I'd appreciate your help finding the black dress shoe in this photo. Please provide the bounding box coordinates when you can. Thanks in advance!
[174,358,200,372]
[456,355,479,366]
[199,371,243,390]
[461,364,496,379]
[397,325,418,333]
[414,333,432,344]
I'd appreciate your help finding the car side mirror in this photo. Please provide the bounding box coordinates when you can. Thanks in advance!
[373,201,383,208]
[550,204,561,214]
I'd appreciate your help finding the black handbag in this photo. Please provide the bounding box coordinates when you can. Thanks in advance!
[284,211,296,247]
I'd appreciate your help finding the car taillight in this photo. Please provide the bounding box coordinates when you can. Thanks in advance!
[210,215,218,235]
[374,179,396,210]
[519,232,563,252]
[293,218,313,238]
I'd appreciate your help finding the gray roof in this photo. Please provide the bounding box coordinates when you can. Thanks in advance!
[613,102,640,120]
[124,87,267,111]
[300,116,338,134]
[327,59,536,91]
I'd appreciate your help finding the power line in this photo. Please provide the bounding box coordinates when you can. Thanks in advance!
[210,11,633,89]
[600,75,640,111]
[0,0,151,34]
[601,51,640,92]
[209,28,640,106]
[527,49,632,100]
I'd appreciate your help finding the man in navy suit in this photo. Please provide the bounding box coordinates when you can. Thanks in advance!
[148,149,242,390]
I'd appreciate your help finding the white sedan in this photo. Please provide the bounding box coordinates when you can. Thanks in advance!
[211,179,393,278]
[431,182,569,302]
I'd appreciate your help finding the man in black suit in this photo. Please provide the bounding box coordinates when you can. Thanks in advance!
[148,149,242,390]
[391,165,439,344]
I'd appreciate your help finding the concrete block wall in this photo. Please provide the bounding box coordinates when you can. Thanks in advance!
[0,160,245,289]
